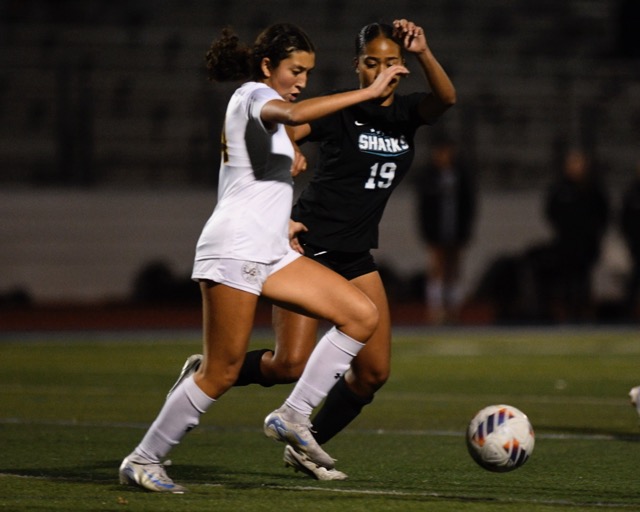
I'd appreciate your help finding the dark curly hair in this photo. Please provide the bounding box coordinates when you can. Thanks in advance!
[206,23,315,83]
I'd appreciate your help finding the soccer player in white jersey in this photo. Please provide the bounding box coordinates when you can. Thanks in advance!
[118,23,408,493]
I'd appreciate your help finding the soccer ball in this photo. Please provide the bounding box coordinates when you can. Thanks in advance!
[466,404,535,473]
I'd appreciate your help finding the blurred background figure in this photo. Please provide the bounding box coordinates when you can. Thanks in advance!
[619,160,640,322]
[416,135,476,324]
[544,149,610,322]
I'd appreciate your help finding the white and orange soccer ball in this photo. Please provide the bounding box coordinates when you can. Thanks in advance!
[466,404,535,472]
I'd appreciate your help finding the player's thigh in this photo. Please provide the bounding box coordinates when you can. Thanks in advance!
[262,256,377,329]
[349,271,392,380]
[198,281,258,395]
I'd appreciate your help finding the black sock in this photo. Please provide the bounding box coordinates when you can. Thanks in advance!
[311,375,373,444]
[234,349,275,387]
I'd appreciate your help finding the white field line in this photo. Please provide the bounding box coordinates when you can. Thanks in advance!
[376,392,632,407]
[0,416,638,442]
[0,384,632,409]
[250,484,640,509]
[2,324,640,349]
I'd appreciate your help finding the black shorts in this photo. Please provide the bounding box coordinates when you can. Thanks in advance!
[303,243,378,281]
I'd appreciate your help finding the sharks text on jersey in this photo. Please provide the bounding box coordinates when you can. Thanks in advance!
[358,131,409,157]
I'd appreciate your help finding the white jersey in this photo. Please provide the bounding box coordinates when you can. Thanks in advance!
[195,82,294,264]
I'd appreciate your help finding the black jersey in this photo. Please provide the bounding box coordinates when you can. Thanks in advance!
[293,91,428,252]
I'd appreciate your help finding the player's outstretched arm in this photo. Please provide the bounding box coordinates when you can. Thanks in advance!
[393,18,456,123]
[262,64,409,126]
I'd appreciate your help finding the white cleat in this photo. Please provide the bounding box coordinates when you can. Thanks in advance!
[166,354,203,399]
[264,406,336,469]
[283,445,348,481]
[119,455,186,493]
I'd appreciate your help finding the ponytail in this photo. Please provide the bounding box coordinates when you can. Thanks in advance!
[205,27,252,83]
[206,23,314,83]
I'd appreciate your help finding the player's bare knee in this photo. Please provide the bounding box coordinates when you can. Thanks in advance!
[369,368,389,390]
[355,298,379,339]
[275,366,303,383]
[335,295,378,341]
[269,356,305,383]
[198,366,239,396]
[354,366,389,393]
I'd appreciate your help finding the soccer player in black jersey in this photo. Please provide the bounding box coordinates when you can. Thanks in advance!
[254,18,455,479]
[279,18,454,477]
[170,18,455,480]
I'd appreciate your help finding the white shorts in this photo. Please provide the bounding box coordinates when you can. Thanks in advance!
[191,247,301,295]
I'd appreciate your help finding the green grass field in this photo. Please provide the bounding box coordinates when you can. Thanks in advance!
[2,327,640,511]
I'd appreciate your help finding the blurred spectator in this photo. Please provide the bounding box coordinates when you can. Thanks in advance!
[416,135,476,324]
[620,160,640,320]
[544,149,610,322]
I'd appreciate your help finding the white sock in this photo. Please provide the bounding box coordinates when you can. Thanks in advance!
[134,375,215,463]
[285,327,364,418]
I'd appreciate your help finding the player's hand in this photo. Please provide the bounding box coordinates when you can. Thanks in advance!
[367,64,409,98]
[288,220,308,254]
[291,145,307,177]
[393,19,428,54]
